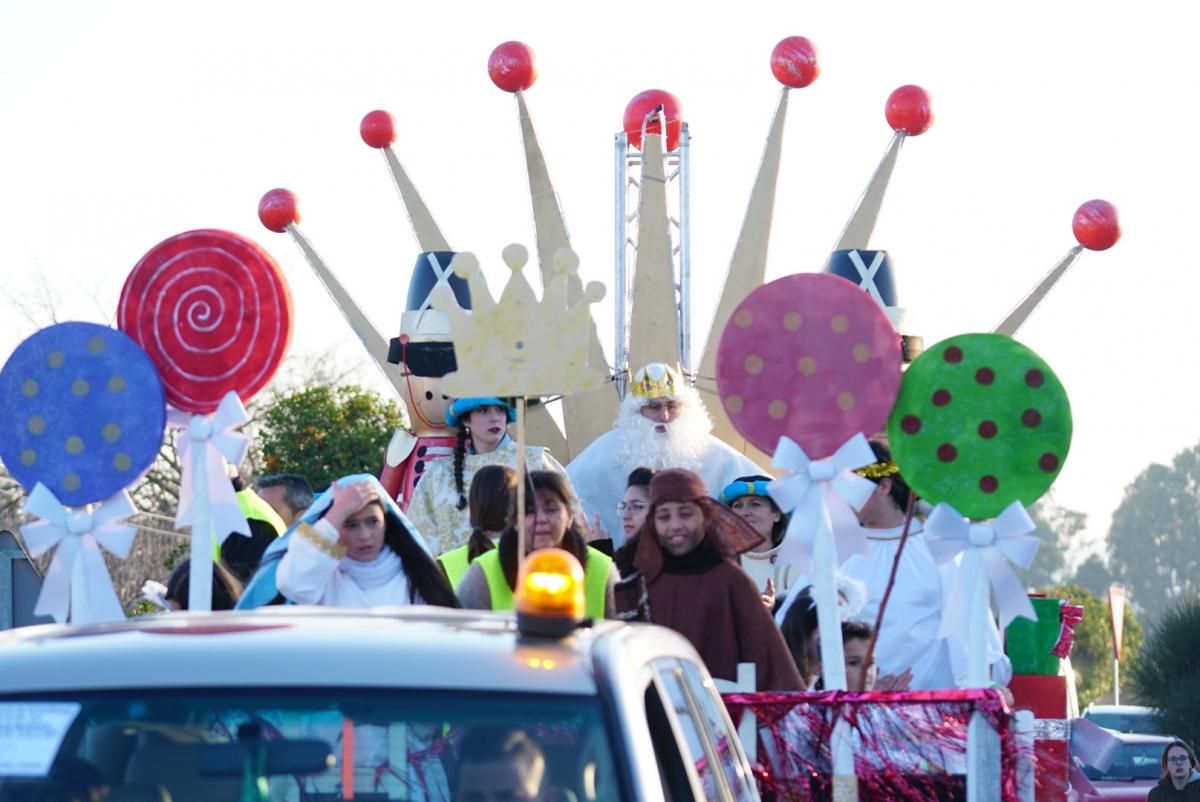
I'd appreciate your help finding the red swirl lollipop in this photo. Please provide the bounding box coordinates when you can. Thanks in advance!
[117,229,293,414]
[716,273,902,458]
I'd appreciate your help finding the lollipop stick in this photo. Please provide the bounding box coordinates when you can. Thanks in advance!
[516,397,527,572]
[813,499,847,691]
[69,546,89,624]
[966,549,990,687]
[187,435,214,612]
[862,491,916,690]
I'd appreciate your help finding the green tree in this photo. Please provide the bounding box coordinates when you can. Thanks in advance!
[1072,554,1112,599]
[1023,498,1086,590]
[1107,443,1200,622]
[256,384,405,492]
[1131,596,1200,746]
[1037,583,1143,708]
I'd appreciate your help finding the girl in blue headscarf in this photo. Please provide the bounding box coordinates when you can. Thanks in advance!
[238,473,458,610]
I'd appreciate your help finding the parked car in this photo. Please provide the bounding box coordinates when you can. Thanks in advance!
[1074,731,1173,802]
[0,551,759,802]
[1082,704,1164,735]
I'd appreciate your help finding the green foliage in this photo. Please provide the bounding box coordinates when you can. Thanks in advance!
[1037,583,1143,708]
[1108,443,1200,623]
[1131,595,1200,745]
[1023,498,1087,589]
[1073,554,1112,599]
[256,384,405,492]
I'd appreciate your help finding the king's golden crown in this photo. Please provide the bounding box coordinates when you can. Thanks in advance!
[430,244,607,397]
[631,362,683,400]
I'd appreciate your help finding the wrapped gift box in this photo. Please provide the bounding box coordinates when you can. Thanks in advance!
[1005,596,1064,676]
[1009,674,1067,719]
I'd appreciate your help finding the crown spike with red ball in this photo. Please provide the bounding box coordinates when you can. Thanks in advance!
[827,84,934,258]
[257,188,409,400]
[488,39,610,458]
[993,199,1121,336]
[359,109,452,253]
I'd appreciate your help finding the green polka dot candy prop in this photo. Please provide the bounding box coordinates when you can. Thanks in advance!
[887,333,1071,519]
[889,333,1070,685]
[0,322,163,623]
[716,272,903,691]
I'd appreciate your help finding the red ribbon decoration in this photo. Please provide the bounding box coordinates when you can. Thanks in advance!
[1052,602,1085,659]
[722,689,1025,802]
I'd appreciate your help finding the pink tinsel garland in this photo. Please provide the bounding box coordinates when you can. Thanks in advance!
[723,689,1021,802]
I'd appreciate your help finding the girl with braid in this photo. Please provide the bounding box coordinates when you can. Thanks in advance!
[406,397,572,554]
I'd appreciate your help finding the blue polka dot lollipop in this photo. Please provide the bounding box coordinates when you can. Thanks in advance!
[0,322,166,506]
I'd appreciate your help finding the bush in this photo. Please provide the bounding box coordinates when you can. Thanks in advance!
[256,384,405,492]
[1131,596,1200,744]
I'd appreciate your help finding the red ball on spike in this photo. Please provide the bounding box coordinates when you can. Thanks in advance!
[886,85,934,136]
[1072,199,1121,251]
[258,189,299,233]
[360,110,396,149]
[488,41,537,93]
[771,36,819,88]
[623,89,684,151]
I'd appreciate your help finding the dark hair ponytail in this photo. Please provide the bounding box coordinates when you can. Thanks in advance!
[383,515,461,608]
[453,425,469,510]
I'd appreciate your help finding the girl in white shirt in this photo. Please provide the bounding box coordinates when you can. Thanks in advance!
[245,473,459,609]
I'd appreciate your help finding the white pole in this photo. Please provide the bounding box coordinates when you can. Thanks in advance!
[812,502,846,692]
[1014,710,1035,802]
[1112,658,1120,705]
[188,424,213,612]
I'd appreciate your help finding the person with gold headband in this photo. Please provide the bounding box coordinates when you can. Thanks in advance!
[615,468,803,690]
[838,439,1009,690]
[567,362,765,550]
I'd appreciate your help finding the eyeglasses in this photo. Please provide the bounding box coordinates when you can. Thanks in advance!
[617,501,648,514]
[1168,756,1192,765]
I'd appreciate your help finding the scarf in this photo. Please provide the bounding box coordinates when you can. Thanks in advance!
[339,548,403,590]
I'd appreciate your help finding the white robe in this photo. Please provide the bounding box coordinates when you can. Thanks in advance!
[567,429,765,547]
[839,521,1006,690]
[276,519,414,608]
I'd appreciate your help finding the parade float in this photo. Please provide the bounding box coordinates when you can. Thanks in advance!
[0,31,1126,802]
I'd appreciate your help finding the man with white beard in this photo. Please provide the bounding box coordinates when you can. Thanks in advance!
[567,362,766,549]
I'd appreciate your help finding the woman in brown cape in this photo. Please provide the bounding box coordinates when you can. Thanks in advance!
[615,468,803,691]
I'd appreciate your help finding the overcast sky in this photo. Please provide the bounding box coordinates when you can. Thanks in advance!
[1,0,1195,567]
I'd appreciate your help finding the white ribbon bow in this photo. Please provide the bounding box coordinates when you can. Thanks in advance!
[170,391,251,544]
[925,500,1040,635]
[768,433,878,572]
[20,483,137,624]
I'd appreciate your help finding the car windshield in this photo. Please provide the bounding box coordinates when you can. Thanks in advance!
[1085,710,1158,734]
[0,689,624,802]
[1081,741,1165,781]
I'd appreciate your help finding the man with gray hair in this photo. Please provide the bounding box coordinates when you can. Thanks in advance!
[254,473,315,527]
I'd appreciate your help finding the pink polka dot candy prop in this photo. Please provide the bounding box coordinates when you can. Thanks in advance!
[887,333,1072,520]
[718,273,901,691]
[716,272,902,459]
[117,229,293,415]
